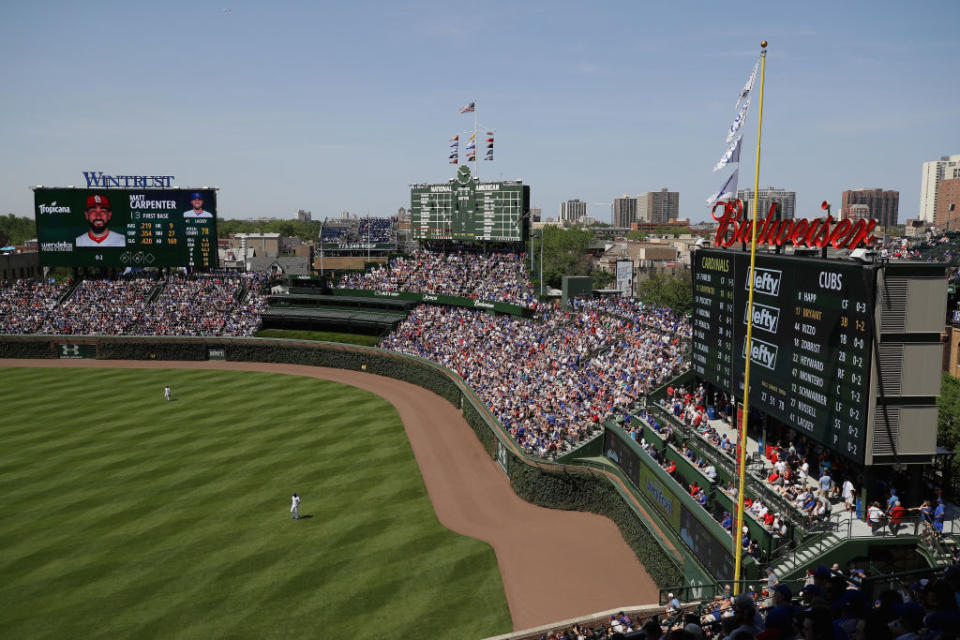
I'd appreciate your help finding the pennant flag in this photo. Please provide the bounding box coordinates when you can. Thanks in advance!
[486,144,493,150]
[726,97,750,143]
[450,135,459,142]
[459,102,476,114]
[449,152,458,159]
[466,144,476,152]
[467,133,476,142]
[737,60,759,109]
[485,137,494,143]
[450,158,458,164]
[713,135,742,172]
[706,168,739,205]
[449,141,459,148]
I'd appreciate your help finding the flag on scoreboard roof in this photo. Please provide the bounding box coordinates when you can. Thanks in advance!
[459,101,476,114]
[468,133,475,142]
[484,149,493,161]
[450,135,459,142]
[450,157,458,164]
[706,168,738,205]
[713,135,742,172]
[466,143,476,152]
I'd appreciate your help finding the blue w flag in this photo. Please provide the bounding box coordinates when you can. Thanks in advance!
[706,168,738,206]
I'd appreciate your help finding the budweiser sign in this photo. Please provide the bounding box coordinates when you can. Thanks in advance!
[712,200,877,250]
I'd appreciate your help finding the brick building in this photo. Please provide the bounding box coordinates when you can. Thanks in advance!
[840,188,899,228]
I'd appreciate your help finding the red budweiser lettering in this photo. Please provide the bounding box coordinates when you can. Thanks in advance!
[711,200,877,250]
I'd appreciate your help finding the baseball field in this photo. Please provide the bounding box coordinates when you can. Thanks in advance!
[0,366,512,639]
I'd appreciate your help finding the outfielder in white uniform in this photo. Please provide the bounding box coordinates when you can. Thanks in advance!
[164,385,171,401]
[291,492,301,520]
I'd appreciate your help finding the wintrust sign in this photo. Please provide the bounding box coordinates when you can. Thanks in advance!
[712,200,877,250]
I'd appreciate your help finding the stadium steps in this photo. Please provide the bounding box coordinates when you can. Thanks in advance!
[768,531,842,576]
[56,279,81,306]
[145,281,165,304]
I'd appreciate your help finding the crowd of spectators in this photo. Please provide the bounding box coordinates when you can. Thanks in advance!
[320,218,395,245]
[380,297,690,459]
[640,382,954,543]
[0,279,68,334]
[338,250,538,307]
[320,224,353,243]
[1,274,266,337]
[39,279,156,334]
[125,274,267,336]
[357,218,392,243]
[541,563,960,640]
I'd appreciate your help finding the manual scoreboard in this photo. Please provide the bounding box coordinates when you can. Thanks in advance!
[692,250,876,463]
[410,165,529,242]
[34,188,217,268]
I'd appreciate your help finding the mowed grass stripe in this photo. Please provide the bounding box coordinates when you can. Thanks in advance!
[0,366,510,639]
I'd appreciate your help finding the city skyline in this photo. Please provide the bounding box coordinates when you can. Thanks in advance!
[1,1,957,224]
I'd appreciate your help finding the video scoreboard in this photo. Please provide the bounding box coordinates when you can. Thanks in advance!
[34,187,217,269]
[410,165,529,242]
[692,250,876,463]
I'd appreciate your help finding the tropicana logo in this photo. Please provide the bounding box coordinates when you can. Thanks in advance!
[38,202,71,214]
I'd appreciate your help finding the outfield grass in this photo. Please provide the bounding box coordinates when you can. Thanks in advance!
[0,367,511,639]
[255,328,382,347]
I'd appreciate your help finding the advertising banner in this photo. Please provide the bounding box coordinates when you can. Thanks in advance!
[34,188,218,268]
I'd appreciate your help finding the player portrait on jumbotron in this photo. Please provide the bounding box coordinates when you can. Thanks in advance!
[183,192,213,218]
[75,194,126,247]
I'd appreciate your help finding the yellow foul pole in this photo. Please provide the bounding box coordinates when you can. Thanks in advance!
[733,41,767,594]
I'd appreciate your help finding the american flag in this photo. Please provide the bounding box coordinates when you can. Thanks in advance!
[459,101,475,114]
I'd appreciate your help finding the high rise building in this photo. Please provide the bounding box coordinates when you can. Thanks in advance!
[919,155,960,223]
[840,188,899,228]
[612,195,639,228]
[846,204,871,222]
[637,188,680,224]
[529,207,542,223]
[737,187,796,220]
[560,199,587,224]
[936,178,960,230]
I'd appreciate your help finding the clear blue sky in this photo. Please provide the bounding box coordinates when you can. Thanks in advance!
[1,1,957,223]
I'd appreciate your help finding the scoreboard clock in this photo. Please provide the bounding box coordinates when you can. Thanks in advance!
[692,249,876,462]
[34,187,217,269]
[410,166,529,242]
